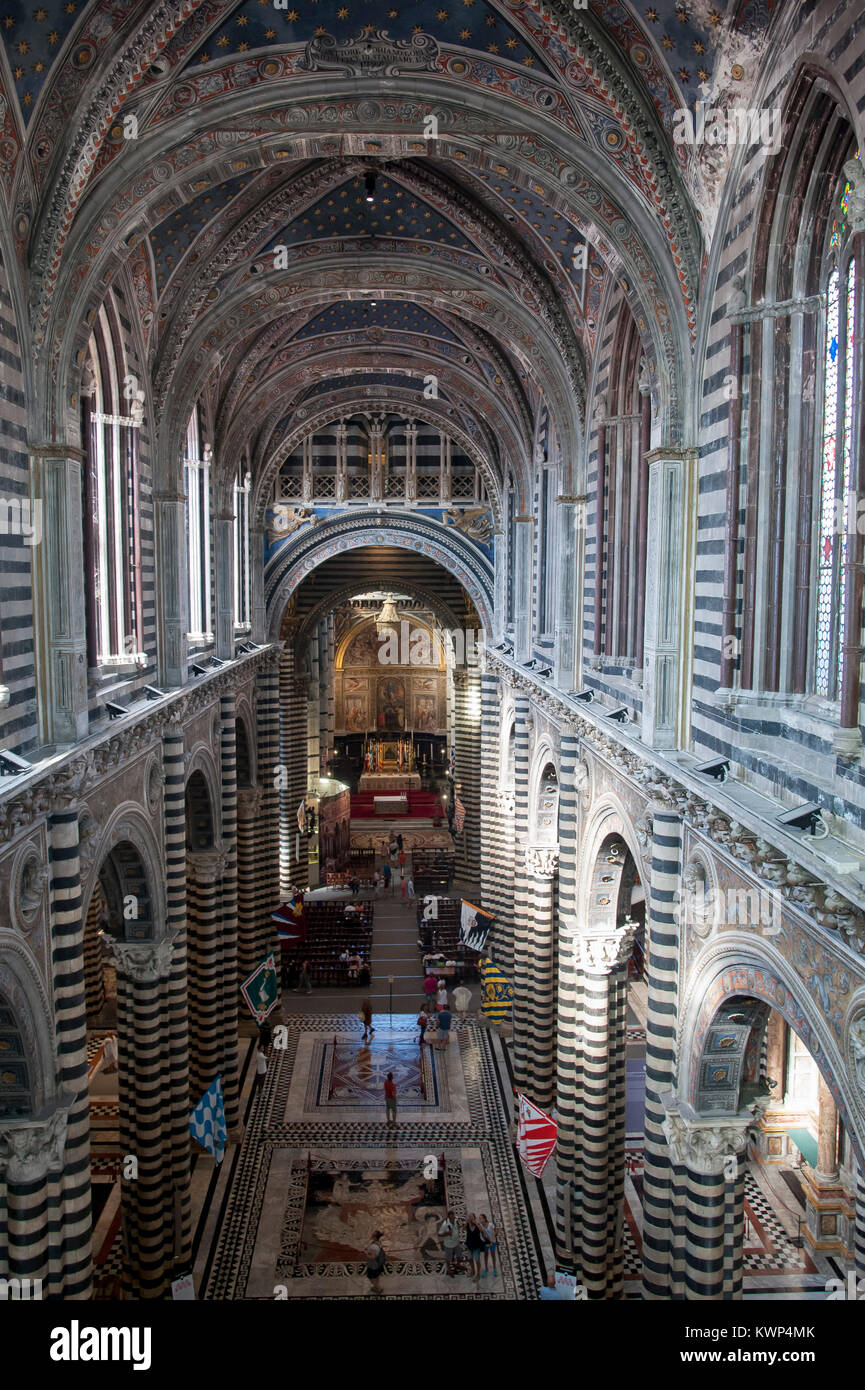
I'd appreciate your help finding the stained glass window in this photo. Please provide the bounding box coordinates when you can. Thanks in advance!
[815,253,857,698]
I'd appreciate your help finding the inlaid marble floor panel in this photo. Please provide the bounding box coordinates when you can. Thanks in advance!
[199,1012,551,1299]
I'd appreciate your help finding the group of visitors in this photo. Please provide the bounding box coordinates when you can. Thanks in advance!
[373,860,415,905]
[419,976,473,1044]
[437,1210,498,1283]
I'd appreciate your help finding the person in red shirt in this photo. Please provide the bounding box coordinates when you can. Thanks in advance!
[384,1072,397,1126]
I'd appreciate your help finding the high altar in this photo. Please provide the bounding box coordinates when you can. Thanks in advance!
[358,735,422,791]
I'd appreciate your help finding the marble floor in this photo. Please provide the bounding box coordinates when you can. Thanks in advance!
[194,1015,553,1299]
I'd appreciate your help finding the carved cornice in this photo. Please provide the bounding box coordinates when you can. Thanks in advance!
[485,649,865,959]
[108,937,174,984]
[0,1096,71,1183]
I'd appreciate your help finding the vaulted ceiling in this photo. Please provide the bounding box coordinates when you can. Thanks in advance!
[0,0,785,503]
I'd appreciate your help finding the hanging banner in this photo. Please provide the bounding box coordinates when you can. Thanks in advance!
[516,1091,557,1177]
[240,954,280,1023]
[480,957,513,1022]
[459,899,495,952]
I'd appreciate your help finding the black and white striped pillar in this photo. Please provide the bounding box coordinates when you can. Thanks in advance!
[662,1098,750,1299]
[161,721,192,1274]
[641,805,683,1299]
[554,732,581,1266]
[453,666,482,884]
[510,697,532,1098]
[571,923,635,1298]
[522,846,559,1108]
[237,786,263,984]
[219,693,240,1131]
[254,654,281,953]
[112,937,177,1299]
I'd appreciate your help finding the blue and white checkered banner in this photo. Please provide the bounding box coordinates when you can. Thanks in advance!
[189,1075,227,1164]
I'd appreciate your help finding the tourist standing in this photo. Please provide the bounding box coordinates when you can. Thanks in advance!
[366,1231,386,1296]
[398,847,406,872]
[436,978,448,1011]
[439,1211,460,1277]
[382,862,391,894]
[423,972,437,1008]
[361,998,374,1041]
[436,1005,451,1050]
[452,982,472,1028]
[298,960,312,995]
[465,1213,484,1284]
[400,871,408,905]
[479,1215,498,1278]
[407,875,415,906]
[384,1071,397,1126]
[416,1008,429,1046]
[372,868,380,894]
[254,1044,267,1091]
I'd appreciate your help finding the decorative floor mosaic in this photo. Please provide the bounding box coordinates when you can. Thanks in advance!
[201,1014,547,1299]
[305,1036,447,1114]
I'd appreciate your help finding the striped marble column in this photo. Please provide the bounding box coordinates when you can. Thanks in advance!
[571,922,635,1298]
[522,845,559,1108]
[278,646,309,893]
[641,806,683,1300]
[555,732,582,1266]
[160,721,192,1273]
[479,669,513,965]
[855,1168,865,1281]
[186,851,227,1107]
[83,889,106,1021]
[453,666,482,883]
[510,697,532,1101]
[219,693,240,1132]
[237,786,263,984]
[1,807,93,1298]
[255,653,282,954]
[112,937,176,1299]
[662,1099,750,1299]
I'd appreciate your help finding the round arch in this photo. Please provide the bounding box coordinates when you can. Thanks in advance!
[679,934,865,1170]
[79,805,168,943]
[265,513,495,637]
[0,938,57,1116]
[575,797,647,928]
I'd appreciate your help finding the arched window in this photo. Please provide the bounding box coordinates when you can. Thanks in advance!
[184,404,212,641]
[233,467,251,631]
[815,173,858,698]
[83,297,144,668]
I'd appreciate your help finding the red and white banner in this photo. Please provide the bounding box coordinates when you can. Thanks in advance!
[516,1092,557,1177]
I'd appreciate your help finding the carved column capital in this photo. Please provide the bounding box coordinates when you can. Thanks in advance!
[525,844,559,878]
[108,937,174,983]
[186,850,227,886]
[236,786,263,818]
[0,1097,70,1183]
[573,919,636,973]
[496,787,515,817]
[661,1095,753,1176]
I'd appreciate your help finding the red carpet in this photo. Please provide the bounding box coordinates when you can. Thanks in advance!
[350,790,444,819]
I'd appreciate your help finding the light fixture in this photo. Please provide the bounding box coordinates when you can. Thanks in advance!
[105,701,127,721]
[695,757,730,782]
[144,685,165,701]
[374,593,400,636]
[777,802,829,837]
[365,171,376,202]
[0,749,31,775]
[574,689,594,702]
[210,656,225,668]
[191,663,208,676]
[608,707,631,723]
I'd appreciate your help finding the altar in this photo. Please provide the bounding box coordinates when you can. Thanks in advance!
[359,772,421,791]
[374,794,409,815]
